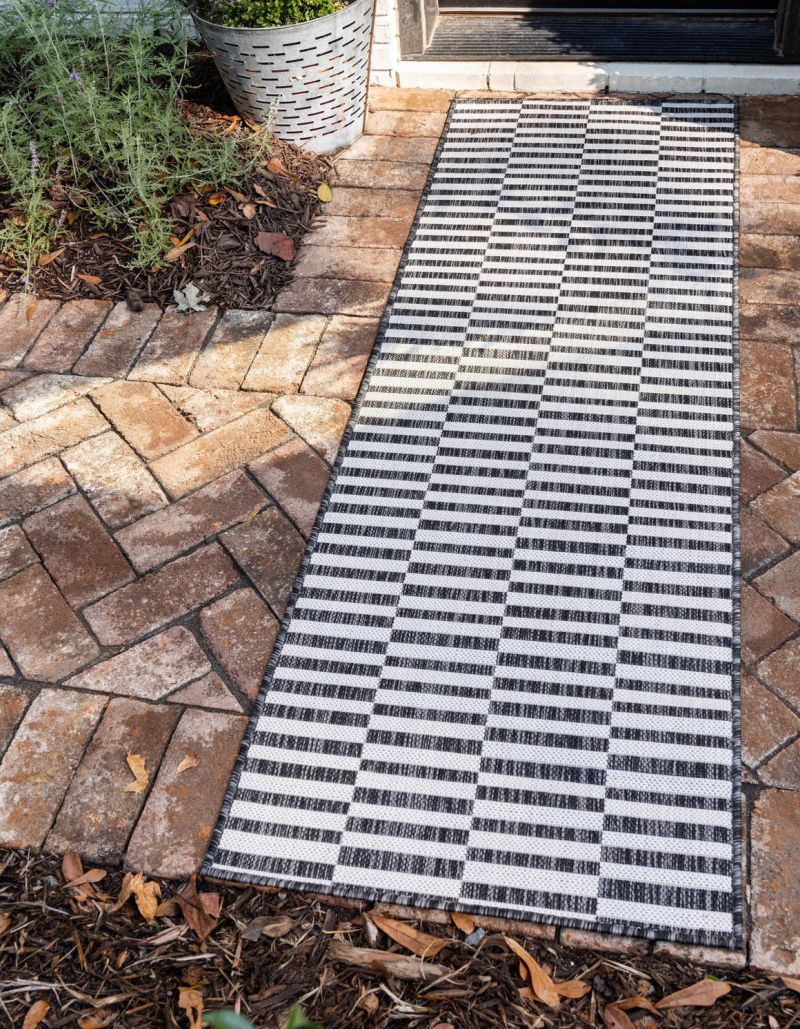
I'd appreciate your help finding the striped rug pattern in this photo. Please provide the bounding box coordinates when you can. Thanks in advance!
[205,99,741,949]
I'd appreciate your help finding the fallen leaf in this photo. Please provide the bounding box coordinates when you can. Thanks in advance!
[25,301,37,321]
[62,849,83,883]
[450,911,476,934]
[38,246,65,267]
[164,241,195,262]
[266,156,290,177]
[602,1003,636,1029]
[557,978,592,999]
[65,868,107,888]
[22,1000,50,1029]
[77,273,102,285]
[124,752,149,793]
[656,979,731,1009]
[176,752,200,775]
[113,871,161,921]
[328,940,452,981]
[356,991,379,1015]
[255,231,295,262]
[783,976,800,994]
[368,912,447,957]
[225,187,248,202]
[242,913,294,940]
[317,182,333,202]
[207,193,226,205]
[505,937,560,1009]
[241,203,257,220]
[173,281,209,313]
[0,911,11,935]
[173,874,221,940]
[78,1013,117,1028]
[178,986,204,1029]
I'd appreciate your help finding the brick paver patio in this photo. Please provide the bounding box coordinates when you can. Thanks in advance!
[1,88,800,975]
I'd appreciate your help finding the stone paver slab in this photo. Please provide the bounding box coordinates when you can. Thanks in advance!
[160,384,275,433]
[740,267,800,305]
[0,689,106,848]
[365,110,447,137]
[305,217,412,250]
[0,684,29,757]
[740,507,790,579]
[0,458,76,526]
[740,339,796,430]
[222,506,305,617]
[0,399,107,479]
[740,145,800,175]
[73,302,161,377]
[741,302,800,344]
[750,788,800,975]
[760,738,800,789]
[325,187,421,219]
[335,159,430,190]
[301,315,376,401]
[46,697,180,862]
[742,672,800,767]
[0,564,100,680]
[749,430,800,472]
[343,135,438,163]
[129,307,217,385]
[274,279,391,318]
[294,245,401,283]
[24,494,134,607]
[755,551,800,623]
[115,469,266,573]
[168,671,242,711]
[199,588,278,701]
[757,636,800,708]
[753,472,800,544]
[242,314,326,394]
[84,543,239,645]
[740,234,800,271]
[62,431,167,529]
[125,707,247,878]
[740,201,800,235]
[272,394,350,463]
[741,438,788,502]
[23,300,112,373]
[67,626,210,700]
[91,380,197,460]
[149,407,292,498]
[2,373,110,422]
[188,309,271,390]
[742,582,797,665]
[367,86,453,112]
[0,525,37,582]
[0,296,60,368]
[250,435,330,537]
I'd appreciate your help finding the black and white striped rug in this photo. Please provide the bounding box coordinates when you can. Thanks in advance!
[205,99,741,949]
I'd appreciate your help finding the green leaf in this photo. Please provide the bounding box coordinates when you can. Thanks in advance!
[285,1004,324,1029]
[203,1010,256,1029]
[316,182,333,203]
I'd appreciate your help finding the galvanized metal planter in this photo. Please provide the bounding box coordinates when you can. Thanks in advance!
[191,0,374,153]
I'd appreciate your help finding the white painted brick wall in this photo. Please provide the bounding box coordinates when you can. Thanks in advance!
[370,0,400,85]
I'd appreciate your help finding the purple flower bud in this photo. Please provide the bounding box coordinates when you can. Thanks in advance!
[69,71,81,82]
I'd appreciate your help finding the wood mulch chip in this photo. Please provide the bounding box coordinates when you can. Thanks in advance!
[0,849,797,1028]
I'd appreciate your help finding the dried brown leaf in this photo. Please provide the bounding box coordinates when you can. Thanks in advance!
[0,911,11,935]
[602,1002,637,1029]
[116,871,161,922]
[783,977,800,994]
[450,911,476,934]
[66,868,107,888]
[207,193,226,206]
[368,912,447,958]
[62,849,84,883]
[124,752,149,793]
[78,1013,117,1028]
[178,986,204,1029]
[255,231,295,262]
[38,247,66,268]
[77,273,102,285]
[266,156,290,177]
[328,940,452,981]
[504,937,561,1009]
[241,203,257,220]
[242,913,294,940]
[164,241,195,263]
[22,1000,50,1029]
[656,979,731,1009]
[176,752,200,775]
[174,874,221,941]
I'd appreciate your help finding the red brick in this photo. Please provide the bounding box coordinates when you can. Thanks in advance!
[168,671,242,711]
[242,314,326,393]
[294,245,401,283]
[275,279,391,318]
[125,707,247,878]
[2,373,110,422]
[755,551,800,623]
[750,789,800,975]
[741,302,800,345]
[301,316,377,401]
[0,296,60,367]
[0,565,99,680]
[344,135,438,163]
[73,302,161,377]
[160,384,274,433]
[760,738,800,789]
[67,626,210,700]
[188,310,271,390]
[335,159,430,190]
[46,697,180,862]
[365,110,446,137]
[250,435,330,536]
[128,307,217,385]
[0,525,36,581]
[62,431,167,529]
[753,472,800,544]
[740,268,800,305]
[199,588,278,701]
[23,300,112,372]
[0,684,29,756]
[91,380,196,460]
[83,543,239,645]
[741,438,789,502]
[742,583,797,666]
[0,399,107,479]
[740,507,790,580]
[367,86,453,112]
[757,637,800,708]
[0,688,106,847]
[740,201,800,235]
[325,187,421,219]
[740,340,796,431]
[222,506,305,617]
[740,234,800,271]
[149,407,292,498]
[0,458,76,526]
[742,672,800,767]
[272,394,350,463]
[115,469,266,573]
[24,494,133,607]
[749,430,800,472]
[305,217,411,250]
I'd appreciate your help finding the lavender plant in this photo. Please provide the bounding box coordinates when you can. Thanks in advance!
[0,0,271,283]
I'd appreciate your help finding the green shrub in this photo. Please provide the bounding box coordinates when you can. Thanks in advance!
[0,0,271,281]
[195,0,346,29]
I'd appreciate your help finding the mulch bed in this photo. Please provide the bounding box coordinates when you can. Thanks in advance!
[1,849,798,1029]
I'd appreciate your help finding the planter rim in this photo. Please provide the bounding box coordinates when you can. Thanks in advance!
[189,0,363,34]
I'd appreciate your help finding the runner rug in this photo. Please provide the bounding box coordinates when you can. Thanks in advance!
[205,98,741,949]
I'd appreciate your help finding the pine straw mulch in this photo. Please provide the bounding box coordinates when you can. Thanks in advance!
[0,104,333,310]
[1,849,799,1029]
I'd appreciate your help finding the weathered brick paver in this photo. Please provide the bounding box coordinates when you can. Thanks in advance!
[0,87,798,977]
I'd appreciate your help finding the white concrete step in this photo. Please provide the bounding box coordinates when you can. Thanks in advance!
[396,60,800,93]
